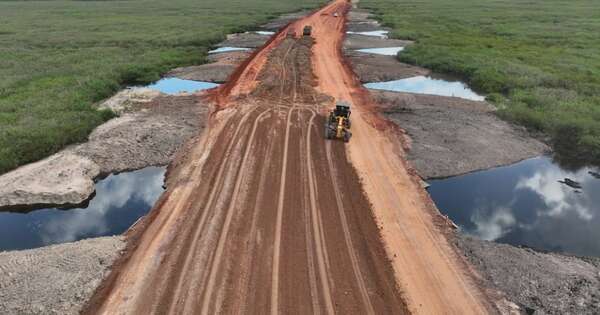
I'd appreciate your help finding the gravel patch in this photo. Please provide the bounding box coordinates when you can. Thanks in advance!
[0,236,125,315]
[373,89,549,179]
[456,235,600,314]
[346,50,429,82]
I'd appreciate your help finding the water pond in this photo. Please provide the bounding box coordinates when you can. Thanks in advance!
[355,46,404,56]
[146,78,219,95]
[428,156,600,257]
[365,75,485,101]
[347,30,389,38]
[0,167,166,252]
[208,46,251,54]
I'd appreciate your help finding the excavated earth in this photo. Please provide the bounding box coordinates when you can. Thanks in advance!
[456,235,600,314]
[345,4,600,314]
[346,51,430,83]
[343,6,548,179]
[0,236,125,315]
[0,90,207,209]
[372,90,549,179]
[84,32,410,314]
[1,2,598,315]
[166,51,251,83]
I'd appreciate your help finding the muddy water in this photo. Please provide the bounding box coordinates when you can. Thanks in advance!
[428,156,600,257]
[0,167,165,251]
[208,46,251,54]
[356,46,404,56]
[365,75,485,101]
[146,78,219,94]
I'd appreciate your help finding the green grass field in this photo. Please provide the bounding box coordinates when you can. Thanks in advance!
[361,0,600,167]
[0,0,323,174]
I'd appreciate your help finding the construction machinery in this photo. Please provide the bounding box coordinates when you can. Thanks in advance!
[303,25,312,36]
[325,100,352,142]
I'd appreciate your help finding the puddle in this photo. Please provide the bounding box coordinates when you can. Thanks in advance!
[347,30,389,38]
[255,31,275,36]
[355,46,404,56]
[0,167,166,252]
[365,75,485,101]
[208,46,251,54]
[146,78,219,95]
[428,156,600,257]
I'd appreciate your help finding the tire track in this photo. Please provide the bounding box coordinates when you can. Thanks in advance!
[299,109,320,314]
[305,112,335,314]
[270,106,295,315]
[325,140,375,314]
[199,108,273,314]
[235,116,278,313]
[166,106,258,313]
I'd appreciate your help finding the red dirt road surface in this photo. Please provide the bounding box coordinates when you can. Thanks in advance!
[85,1,495,314]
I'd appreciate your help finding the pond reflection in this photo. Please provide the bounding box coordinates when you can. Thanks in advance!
[146,78,219,95]
[255,31,275,36]
[208,46,251,54]
[0,167,165,252]
[365,75,485,101]
[428,156,600,257]
[356,46,404,56]
[347,30,389,38]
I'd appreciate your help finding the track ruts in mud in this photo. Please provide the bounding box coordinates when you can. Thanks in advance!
[84,30,408,314]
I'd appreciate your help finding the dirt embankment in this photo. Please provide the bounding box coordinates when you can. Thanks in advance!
[344,7,548,179]
[84,22,409,313]
[0,236,125,315]
[0,90,207,209]
[456,235,600,314]
[373,90,549,179]
[346,50,430,82]
[166,51,251,83]
[348,4,600,314]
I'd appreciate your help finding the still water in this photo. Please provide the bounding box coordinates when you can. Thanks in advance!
[365,75,485,101]
[356,46,404,56]
[428,156,600,257]
[0,167,165,252]
[146,78,219,95]
[208,46,251,54]
[347,30,389,38]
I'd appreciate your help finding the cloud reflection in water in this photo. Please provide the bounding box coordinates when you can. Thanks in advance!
[365,76,485,101]
[0,167,165,251]
[428,157,600,256]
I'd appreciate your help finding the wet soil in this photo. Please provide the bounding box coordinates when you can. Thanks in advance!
[344,34,412,50]
[0,93,207,209]
[260,10,311,31]
[346,50,430,82]
[0,236,124,315]
[217,32,270,48]
[372,89,549,179]
[456,235,600,314]
[85,29,409,314]
[166,51,251,83]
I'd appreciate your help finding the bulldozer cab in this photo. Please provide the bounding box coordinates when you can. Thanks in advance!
[334,101,351,119]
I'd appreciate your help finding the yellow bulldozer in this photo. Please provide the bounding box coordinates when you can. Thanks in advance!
[325,100,352,142]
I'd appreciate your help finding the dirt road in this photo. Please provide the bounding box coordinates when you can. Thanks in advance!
[85,1,494,314]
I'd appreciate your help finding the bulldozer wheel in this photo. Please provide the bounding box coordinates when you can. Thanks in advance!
[324,126,332,139]
[343,131,351,143]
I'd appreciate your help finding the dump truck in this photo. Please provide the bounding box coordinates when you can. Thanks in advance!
[325,100,352,142]
[303,25,312,36]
